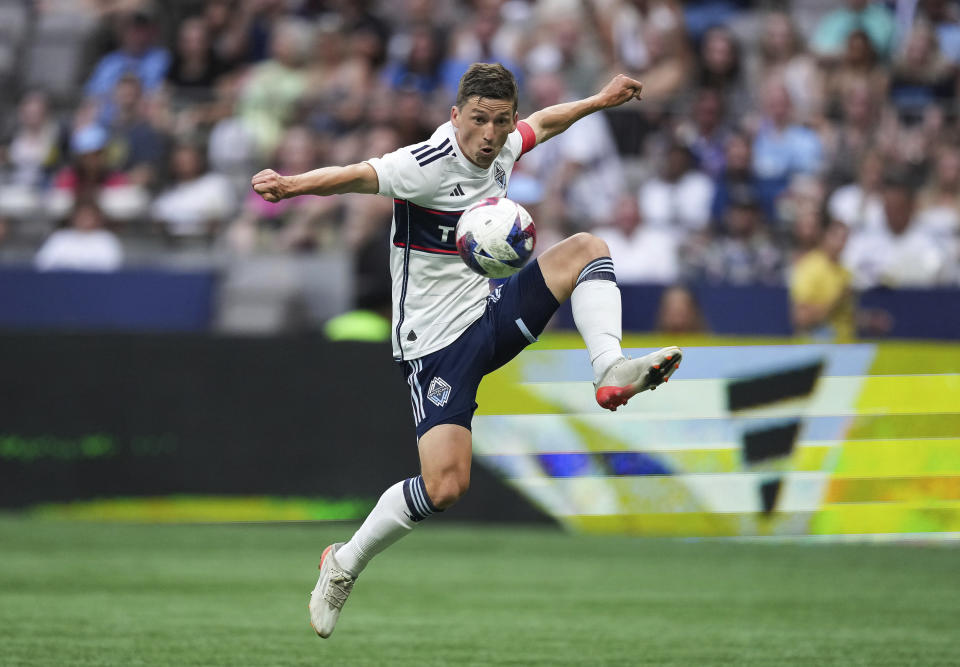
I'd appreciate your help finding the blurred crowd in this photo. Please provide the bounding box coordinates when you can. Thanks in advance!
[1,0,960,338]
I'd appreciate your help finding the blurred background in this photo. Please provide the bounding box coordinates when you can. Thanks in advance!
[0,0,958,531]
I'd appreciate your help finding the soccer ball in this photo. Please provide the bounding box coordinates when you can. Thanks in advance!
[455,197,536,279]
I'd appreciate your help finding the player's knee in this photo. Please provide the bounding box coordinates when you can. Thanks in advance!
[569,232,610,263]
[426,471,470,509]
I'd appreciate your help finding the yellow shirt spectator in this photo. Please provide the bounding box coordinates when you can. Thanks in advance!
[790,220,855,341]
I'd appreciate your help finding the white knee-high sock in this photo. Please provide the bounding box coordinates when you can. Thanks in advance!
[335,475,439,577]
[571,257,623,383]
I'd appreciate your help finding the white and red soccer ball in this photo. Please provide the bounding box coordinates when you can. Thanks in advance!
[455,197,536,279]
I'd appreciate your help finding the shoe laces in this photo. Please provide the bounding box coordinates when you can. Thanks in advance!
[323,570,355,609]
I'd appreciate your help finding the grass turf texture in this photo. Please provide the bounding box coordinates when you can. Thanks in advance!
[1,519,957,666]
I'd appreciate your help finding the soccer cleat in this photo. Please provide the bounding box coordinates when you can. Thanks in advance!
[309,542,356,638]
[594,346,682,411]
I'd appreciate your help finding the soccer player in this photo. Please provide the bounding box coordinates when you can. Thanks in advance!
[252,63,681,638]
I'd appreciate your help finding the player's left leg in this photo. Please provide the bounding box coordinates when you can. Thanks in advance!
[536,232,681,410]
[308,423,470,638]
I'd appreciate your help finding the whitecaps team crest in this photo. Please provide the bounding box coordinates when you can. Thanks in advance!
[427,377,452,407]
[494,163,506,189]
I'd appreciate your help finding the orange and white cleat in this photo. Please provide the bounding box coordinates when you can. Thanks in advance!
[594,346,682,411]
[308,543,355,638]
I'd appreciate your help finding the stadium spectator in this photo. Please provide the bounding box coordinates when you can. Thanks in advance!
[2,90,61,189]
[810,0,896,62]
[751,11,824,125]
[823,29,889,119]
[594,194,680,284]
[677,87,731,179]
[151,142,235,244]
[843,174,949,288]
[687,189,783,286]
[751,76,824,213]
[337,0,391,70]
[0,91,62,225]
[441,2,524,95]
[48,124,149,225]
[84,6,171,118]
[789,219,855,341]
[696,25,748,115]
[819,76,883,186]
[710,131,766,226]
[655,284,709,334]
[595,0,688,93]
[915,145,960,280]
[166,15,229,108]
[383,25,446,97]
[787,192,828,264]
[107,74,166,188]
[524,1,608,98]
[640,140,714,236]
[827,150,886,234]
[304,17,377,134]
[35,199,123,272]
[888,20,957,126]
[235,17,311,158]
[915,0,960,64]
[213,0,291,65]
[775,172,828,240]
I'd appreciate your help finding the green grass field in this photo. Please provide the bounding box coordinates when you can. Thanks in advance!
[1,519,957,666]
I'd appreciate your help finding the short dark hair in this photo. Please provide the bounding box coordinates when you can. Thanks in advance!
[456,63,518,113]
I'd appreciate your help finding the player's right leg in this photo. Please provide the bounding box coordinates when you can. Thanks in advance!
[536,232,681,410]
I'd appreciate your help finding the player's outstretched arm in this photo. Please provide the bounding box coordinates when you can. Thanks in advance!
[522,74,643,146]
[251,162,379,202]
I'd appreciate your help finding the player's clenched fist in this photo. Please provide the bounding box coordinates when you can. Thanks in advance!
[596,74,643,109]
[251,169,289,203]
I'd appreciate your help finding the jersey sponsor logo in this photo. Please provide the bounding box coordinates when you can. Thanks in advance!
[449,184,465,197]
[495,163,506,189]
[411,138,453,166]
[426,376,452,407]
[392,199,463,255]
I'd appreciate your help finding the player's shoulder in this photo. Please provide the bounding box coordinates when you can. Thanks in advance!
[404,122,458,170]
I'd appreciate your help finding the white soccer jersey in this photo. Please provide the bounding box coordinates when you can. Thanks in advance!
[366,120,535,361]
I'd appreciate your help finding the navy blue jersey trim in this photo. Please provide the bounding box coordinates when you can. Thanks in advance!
[395,201,412,361]
[418,146,453,166]
[412,138,451,164]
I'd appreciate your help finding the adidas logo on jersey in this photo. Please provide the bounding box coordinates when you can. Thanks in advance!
[449,184,465,197]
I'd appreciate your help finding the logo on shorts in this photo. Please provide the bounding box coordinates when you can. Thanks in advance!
[426,377,452,407]
[495,163,506,189]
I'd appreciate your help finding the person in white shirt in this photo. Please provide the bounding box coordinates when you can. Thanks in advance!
[827,149,885,234]
[843,175,948,288]
[595,194,679,284]
[638,141,715,239]
[252,63,682,638]
[35,200,123,272]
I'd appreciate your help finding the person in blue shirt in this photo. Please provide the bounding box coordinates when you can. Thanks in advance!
[84,8,171,123]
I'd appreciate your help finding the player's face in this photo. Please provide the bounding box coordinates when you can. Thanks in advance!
[451,96,517,169]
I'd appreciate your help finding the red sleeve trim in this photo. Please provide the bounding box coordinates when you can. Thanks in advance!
[517,120,537,157]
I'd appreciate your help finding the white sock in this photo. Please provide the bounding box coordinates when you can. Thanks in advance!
[335,475,438,576]
[571,258,623,383]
